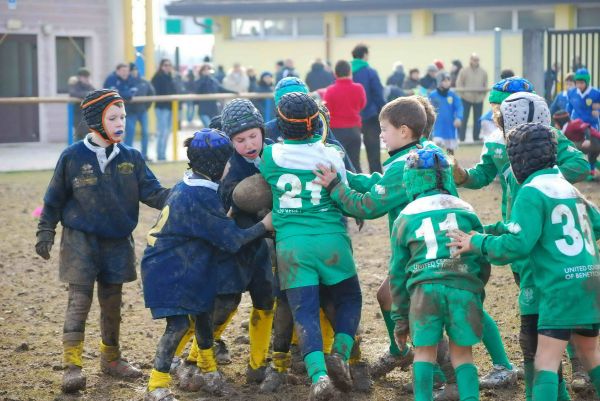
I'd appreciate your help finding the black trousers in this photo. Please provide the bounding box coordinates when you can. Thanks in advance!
[361,116,382,173]
[459,100,483,142]
[332,127,362,174]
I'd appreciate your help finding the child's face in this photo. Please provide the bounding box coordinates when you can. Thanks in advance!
[440,78,451,89]
[380,119,414,151]
[566,80,575,90]
[263,75,273,86]
[232,128,263,159]
[103,104,126,143]
[576,80,588,92]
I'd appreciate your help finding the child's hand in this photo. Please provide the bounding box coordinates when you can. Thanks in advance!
[394,321,409,350]
[593,110,600,118]
[35,231,55,260]
[313,163,338,188]
[446,230,475,257]
[453,118,462,128]
[452,159,468,185]
[261,212,274,231]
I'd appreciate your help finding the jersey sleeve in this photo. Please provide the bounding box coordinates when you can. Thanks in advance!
[555,129,590,183]
[472,187,544,265]
[137,156,170,210]
[389,217,411,324]
[329,165,407,219]
[463,142,500,189]
[346,171,383,193]
[38,152,71,235]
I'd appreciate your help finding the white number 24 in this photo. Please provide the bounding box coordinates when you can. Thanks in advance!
[415,213,459,260]
[276,174,322,209]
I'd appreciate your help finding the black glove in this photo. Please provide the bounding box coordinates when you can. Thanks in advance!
[355,218,365,231]
[35,230,55,260]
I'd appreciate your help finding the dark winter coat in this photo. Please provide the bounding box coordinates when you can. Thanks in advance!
[194,75,236,117]
[151,71,177,110]
[352,64,385,121]
[127,77,155,114]
[386,69,405,88]
[305,63,335,92]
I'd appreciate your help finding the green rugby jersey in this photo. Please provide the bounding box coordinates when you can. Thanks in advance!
[389,192,490,323]
[260,136,347,240]
[472,169,600,328]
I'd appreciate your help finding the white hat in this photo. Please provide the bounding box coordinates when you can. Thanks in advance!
[500,92,551,133]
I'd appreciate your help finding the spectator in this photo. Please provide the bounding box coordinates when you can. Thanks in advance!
[103,63,135,101]
[281,58,299,81]
[544,62,561,102]
[68,67,95,140]
[429,72,463,155]
[323,60,367,172]
[253,71,275,119]
[433,59,445,72]
[456,53,488,142]
[151,58,177,161]
[274,60,285,82]
[214,65,226,83]
[572,56,585,72]
[550,73,575,115]
[223,62,249,93]
[386,61,405,88]
[403,68,421,91]
[305,59,335,92]
[194,63,236,127]
[450,59,463,87]
[419,64,438,93]
[501,69,515,79]
[351,43,386,173]
[184,69,197,125]
[247,66,258,92]
[125,63,154,160]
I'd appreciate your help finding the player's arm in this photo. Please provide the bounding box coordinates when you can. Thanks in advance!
[455,142,500,189]
[388,218,412,345]
[555,129,590,183]
[137,155,171,209]
[346,171,383,193]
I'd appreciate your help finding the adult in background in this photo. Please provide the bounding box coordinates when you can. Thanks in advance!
[151,59,177,161]
[544,62,561,103]
[419,64,438,94]
[223,63,250,94]
[324,60,367,172]
[386,61,405,89]
[252,72,275,119]
[277,58,299,82]
[68,67,95,140]
[351,43,386,173]
[126,63,154,160]
[184,69,197,126]
[103,63,135,102]
[456,53,488,142]
[194,63,236,128]
[403,68,421,92]
[450,59,463,87]
[305,59,335,92]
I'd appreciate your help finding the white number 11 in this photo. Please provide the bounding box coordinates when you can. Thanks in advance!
[415,213,458,259]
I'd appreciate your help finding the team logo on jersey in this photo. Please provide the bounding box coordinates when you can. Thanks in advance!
[521,287,535,304]
[506,222,521,234]
[73,163,97,188]
[494,148,504,159]
[117,162,135,175]
[586,98,593,106]
[375,184,386,195]
[447,96,453,104]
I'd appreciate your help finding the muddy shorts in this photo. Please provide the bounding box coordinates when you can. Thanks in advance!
[409,283,483,347]
[59,226,136,285]
[538,326,600,341]
[276,233,356,290]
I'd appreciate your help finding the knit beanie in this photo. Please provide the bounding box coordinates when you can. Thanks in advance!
[277,92,320,140]
[209,114,222,130]
[81,89,124,142]
[185,128,233,181]
[436,71,451,88]
[552,109,570,127]
[274,77,308,105]
[403,148,453,201]
[221,98,265,139]
[506,122,557,183]
[488,77,534,105]
[434,59,445,71]
[574,68,591,85]
[500,92,551,133]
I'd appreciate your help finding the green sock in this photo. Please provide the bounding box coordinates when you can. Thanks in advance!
[557,377,571,401]
[533,370,558,401]
[304,351,327,384]
[455,363,479,401]
[524,361,535,401]
[381,309,401,356]
[482,311,512,370]
[566,342,576,359]
[433,363,447,386]
[413,361,434,401]
[332,333,354,361]
[589,365,600,396]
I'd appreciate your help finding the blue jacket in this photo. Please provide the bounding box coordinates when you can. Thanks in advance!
[103,72,136,101]
[352,65,385,121]
[194,75,235,117]
[39,138,169,239]
[264,119,356,173]
[141,174,267,315]
[567,86,600,129]
[550,90,569,115]
[429,89,463,140]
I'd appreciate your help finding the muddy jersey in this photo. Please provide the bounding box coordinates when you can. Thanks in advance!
[472,169,600,329]
[389,192,489,323]
[260,136,347,240]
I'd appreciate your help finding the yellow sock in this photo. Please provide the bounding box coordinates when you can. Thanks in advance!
[99,341,120,362]
[348,335,362,365]
[187,337,199,363]
[291,329,298,346]
[148,369,171,392]
[63,341,84,367]
[174,325,195,357]
[320,309,334,355]
[197,348,218,373]
[272,351,292,373]
[249,308,275,369]
[213,308,237,341]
